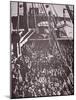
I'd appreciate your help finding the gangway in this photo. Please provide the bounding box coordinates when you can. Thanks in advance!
[20,29,35,48]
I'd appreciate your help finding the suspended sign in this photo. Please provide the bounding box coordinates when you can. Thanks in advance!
[38,21,49,27]
[19,2,24,15]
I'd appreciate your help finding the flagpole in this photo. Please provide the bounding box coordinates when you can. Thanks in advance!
[17,2,20,57]
[17,2,19,31]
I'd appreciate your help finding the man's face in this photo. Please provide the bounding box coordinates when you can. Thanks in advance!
[24,56,30,63]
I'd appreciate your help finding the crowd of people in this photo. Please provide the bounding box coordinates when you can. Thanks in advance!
[59,40,74,72]
[11,40,74,98]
